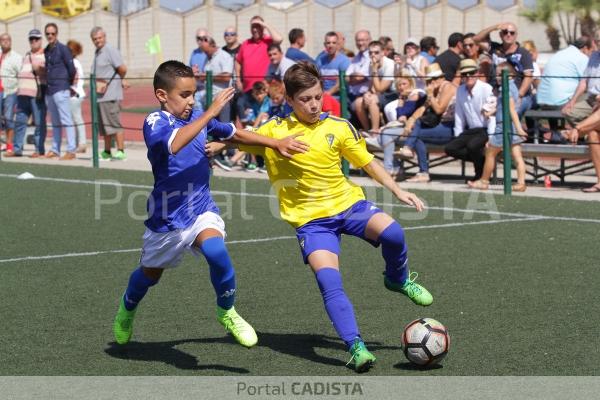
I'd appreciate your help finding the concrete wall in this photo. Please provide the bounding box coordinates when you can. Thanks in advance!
[1,0,552,78]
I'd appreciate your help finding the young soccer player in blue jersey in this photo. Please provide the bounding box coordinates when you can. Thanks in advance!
[112,60,308,348]
[234,62,433,372]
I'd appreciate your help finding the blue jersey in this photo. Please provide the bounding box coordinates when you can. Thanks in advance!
[143,109,235,232]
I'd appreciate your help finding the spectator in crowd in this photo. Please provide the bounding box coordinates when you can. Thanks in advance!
[561,32,600,127]
[232,81,271,171]
[222,27,240,58]
[67,40,86,153]
[336,31,354,58]
[346,30,371,109]
[398,63,456,182]
[201,36,234,122]
[315,31,351,97]
[468,62,528,192]
[286,28,314,63]
[266,43,295,82]
[90,26,128,161]
[444,59,494,181]
[0,33,22,155]
[401,37,429,89]
[434,32,464,86]
[235,16,283,94]
[43,23,76,160]
[11,29,46,158]
[190,28,209,110]
[322,91,341,117]
[563,107,600,192]
[355,40,395,136]
[380,70,426,176]
[474,22,534,117]
[462,33,492,82]
[379,36,395,60]
[538,36,593,110]
[222,27,241,122]
[522,40,541,88]
[419,36,439,64]
[237,81,270,129]
[266,79,292,118]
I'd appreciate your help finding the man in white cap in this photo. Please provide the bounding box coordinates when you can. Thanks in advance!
[445,58,494,181]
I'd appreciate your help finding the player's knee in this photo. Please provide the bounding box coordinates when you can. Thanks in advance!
[141,266,162,283]
[378,221,405,247]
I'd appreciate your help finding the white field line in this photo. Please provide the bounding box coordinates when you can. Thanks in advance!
[2,173,599,224]
[0,217,543,264]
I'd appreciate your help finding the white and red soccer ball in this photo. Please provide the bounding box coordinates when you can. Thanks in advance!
[402,318,450,366]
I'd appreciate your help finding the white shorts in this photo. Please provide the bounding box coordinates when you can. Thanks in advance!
[139,211,226,269]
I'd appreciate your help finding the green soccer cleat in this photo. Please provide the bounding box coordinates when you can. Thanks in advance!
[217,306,258,348]
[384,271,433,306]
[346,338,376,373]
[100,150,112,160]
[112,150,127,161]
[113,297,137,345]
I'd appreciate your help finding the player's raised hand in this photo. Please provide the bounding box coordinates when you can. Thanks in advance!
[276,133,310,158]
[396,190,425,212]
[207,87,235,118]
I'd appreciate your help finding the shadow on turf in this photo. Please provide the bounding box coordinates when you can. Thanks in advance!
[104,332,402,372]
[104,337,250,374]
[256,332,401,367]
[393,361,443,371]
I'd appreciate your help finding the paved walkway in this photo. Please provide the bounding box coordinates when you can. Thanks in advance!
[2,140,599,202]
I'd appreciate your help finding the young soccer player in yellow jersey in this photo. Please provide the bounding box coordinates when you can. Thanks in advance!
[230,62,433,372]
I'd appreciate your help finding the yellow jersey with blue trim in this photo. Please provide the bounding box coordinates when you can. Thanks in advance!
[240,112,374,228]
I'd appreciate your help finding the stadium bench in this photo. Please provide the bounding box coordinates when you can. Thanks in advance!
[375,124,592,184]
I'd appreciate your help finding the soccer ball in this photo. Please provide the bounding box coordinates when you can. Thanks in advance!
[401,318,450,366]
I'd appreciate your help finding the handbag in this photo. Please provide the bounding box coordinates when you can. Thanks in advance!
[28,53,44,101]
[419,106,441,129]
[96,71,117,96]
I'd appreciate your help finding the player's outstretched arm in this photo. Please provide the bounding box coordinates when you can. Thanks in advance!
[170,87,235,155]
[227,131,309,158]
[362,159,425,212]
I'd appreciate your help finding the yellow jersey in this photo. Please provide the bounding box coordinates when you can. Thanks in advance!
[240,112,374,228]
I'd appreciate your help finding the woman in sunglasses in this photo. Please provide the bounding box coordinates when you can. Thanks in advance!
[462,33,492,83]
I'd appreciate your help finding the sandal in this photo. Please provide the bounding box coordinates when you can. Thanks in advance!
[397,146,414,160]
[406,173,430,183]
[582,184,600,193]
[512,183,527,192]
[467,180,489,190]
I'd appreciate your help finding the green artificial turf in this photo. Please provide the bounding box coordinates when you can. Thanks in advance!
[1,162,598,376]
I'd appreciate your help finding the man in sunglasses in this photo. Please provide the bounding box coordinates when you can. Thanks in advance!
[235,16,283,94]
[43,22,77,160]
[445,58,494,181]
[190,28,209,111]
[474,22,534,117]
[10,29,46,158]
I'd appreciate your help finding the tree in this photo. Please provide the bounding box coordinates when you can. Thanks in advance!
[521,0,600,50]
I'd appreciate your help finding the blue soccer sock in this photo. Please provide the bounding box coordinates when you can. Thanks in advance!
[123,267,159,311]
[315,268,360,349]
[200,236,236,310]
[379,222,409,284]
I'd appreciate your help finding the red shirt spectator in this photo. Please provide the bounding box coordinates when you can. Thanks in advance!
[235,16,283,93]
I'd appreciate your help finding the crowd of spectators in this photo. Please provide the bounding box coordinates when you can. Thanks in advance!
[1,17,599,191]
[1,23,127,161]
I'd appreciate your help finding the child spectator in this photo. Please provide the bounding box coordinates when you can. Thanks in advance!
[468,62,528,192]
[67,40,87,153]
[379,71,426,176]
